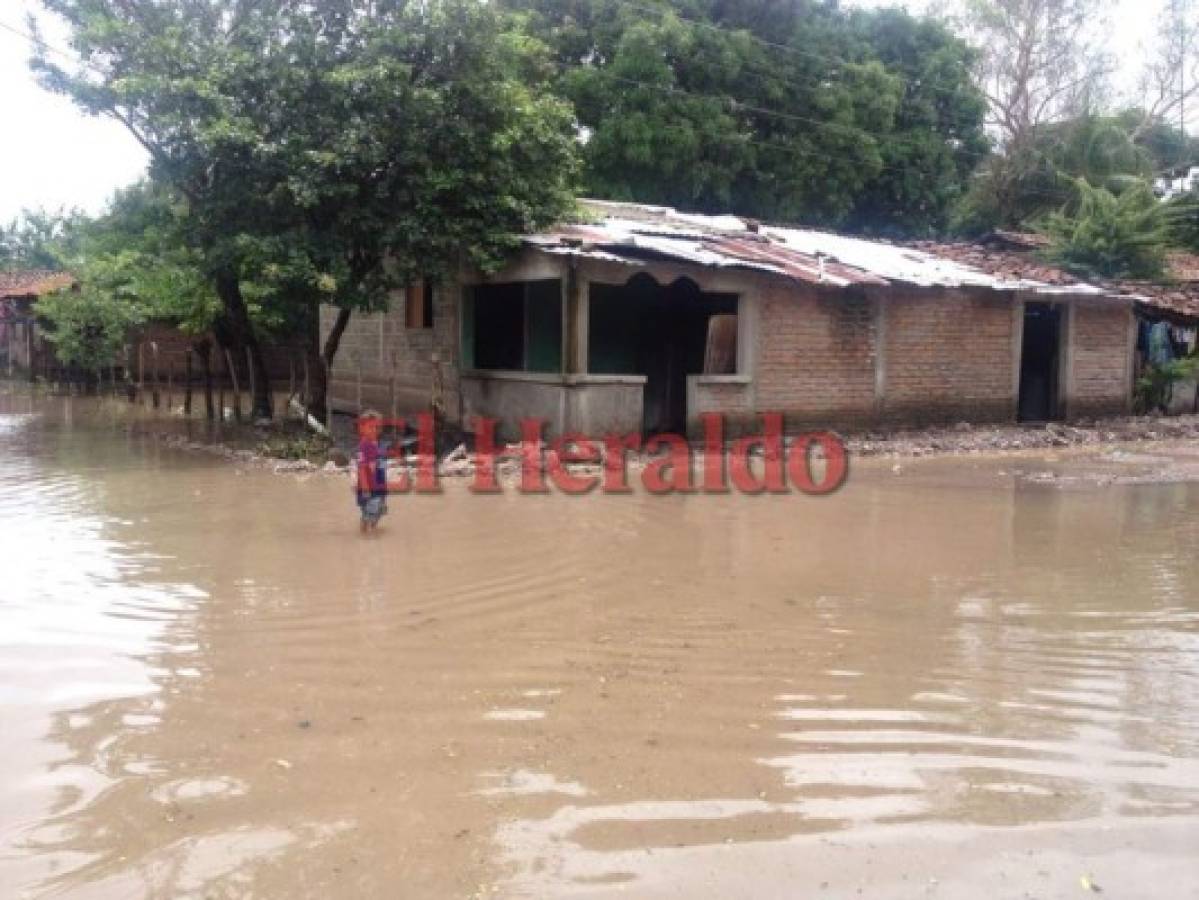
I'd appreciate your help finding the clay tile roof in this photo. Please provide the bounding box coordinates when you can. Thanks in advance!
[906,234,1199,323]
[0,270,77,299]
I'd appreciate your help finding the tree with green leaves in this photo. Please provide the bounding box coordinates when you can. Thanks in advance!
[0,208,86,272]
[33,182,222,395]
[35,254,148,378]
[506,0,988,233]
[35,0,579,418]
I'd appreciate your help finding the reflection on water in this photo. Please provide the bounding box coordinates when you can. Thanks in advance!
[1,393,1198,898]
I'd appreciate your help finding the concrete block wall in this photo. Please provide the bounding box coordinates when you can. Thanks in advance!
[323,284,460,417]
[1068,302,1134,418]
[879,289,1017,425]
[687,377,755,427]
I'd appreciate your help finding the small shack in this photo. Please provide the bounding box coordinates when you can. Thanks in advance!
[0,270,78,377]
[322,201,1148,438]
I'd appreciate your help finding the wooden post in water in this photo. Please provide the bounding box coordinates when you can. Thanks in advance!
[166,357,175,411]
[323,357,333,433]
[288,353,296,408]
[184,352,193,416]
[217,347,225,422]
[302,353,310,415]
[124,344,135,402]
[201,345,214,421]
[137,342,145,399]
[224,347,242,422]
[389,349,398,424]
[244,346,257,421]
[151,343,161,409]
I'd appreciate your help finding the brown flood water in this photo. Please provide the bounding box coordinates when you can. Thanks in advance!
[2,393,1199,899]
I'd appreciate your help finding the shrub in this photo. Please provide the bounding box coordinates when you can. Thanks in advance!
[1042,179,1168,280]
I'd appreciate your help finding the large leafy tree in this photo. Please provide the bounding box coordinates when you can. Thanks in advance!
[840,8,990,235]
[34,0,579,418]
[506,0,987,233]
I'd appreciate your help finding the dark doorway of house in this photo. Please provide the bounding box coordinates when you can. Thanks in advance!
[589,276,737,434]
[1018,302,1062,422]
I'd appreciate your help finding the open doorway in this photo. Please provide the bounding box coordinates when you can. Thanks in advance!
[589,275,737,434]
[1018,302,1062,422]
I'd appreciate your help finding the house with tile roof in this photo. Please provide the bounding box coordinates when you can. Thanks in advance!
[0,270,78,376]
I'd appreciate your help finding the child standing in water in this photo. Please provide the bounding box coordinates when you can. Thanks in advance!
[355,410,389,533]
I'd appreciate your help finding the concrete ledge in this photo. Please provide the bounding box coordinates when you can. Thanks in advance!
[693,374,752,386]
[461,369,647,386]
[462,370,645,439]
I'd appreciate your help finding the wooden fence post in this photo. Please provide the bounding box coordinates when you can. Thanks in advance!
[302,353,310,414]
[217,348,225,422]
[323,357,333,433]
[184,352,193,416]
[151,342,160,409]
[244,346,257,421]
[124,344,135,402]
[389,349,398,424]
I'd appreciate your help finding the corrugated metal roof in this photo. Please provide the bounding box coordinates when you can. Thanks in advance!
[0,270,76,299]
[525,201,1111,298]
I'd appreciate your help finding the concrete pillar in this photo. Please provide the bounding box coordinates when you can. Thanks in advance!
[872,293,887,417]
[563,264,588,374]
[1059,300,1076,420]
[1010,294,1025,420]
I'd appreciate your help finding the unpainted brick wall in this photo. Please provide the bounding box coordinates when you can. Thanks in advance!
[1069,302,1131,418]
[880,289,1016,424]
[753,282,877,428]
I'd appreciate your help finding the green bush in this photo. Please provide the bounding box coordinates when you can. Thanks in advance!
[1134,356,1199,413]
[1042,179,1168,280]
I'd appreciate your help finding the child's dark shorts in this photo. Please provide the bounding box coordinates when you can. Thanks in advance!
[359,495,387,524]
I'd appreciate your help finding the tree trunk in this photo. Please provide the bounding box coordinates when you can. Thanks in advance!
[214,270,273,420]
[224,346,242,423]
[305,305,352,421]
[194,340,214,421]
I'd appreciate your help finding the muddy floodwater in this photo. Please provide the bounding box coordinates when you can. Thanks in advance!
[2,394,1199,899]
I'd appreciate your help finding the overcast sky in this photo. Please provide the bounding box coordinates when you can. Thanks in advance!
[0,0,1173,223]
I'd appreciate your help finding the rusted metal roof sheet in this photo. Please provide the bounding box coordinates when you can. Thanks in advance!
[524,201,1113,298]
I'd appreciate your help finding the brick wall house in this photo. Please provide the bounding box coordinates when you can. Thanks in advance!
[322,202,1137,438]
